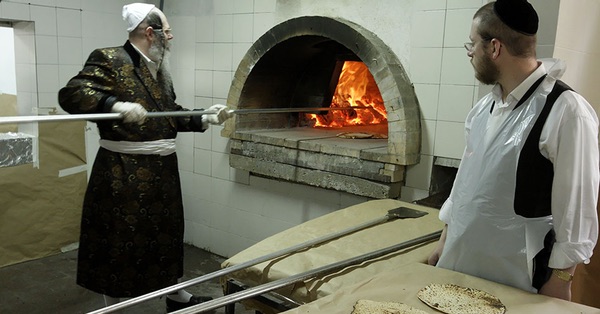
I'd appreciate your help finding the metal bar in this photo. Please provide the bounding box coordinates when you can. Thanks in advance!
[173,230,443,314]
[225,279,299,313]
[0,110,216,124]
[87,208,409,314]
[0,112,124,124]
[0,106,368,125]
[230,106,367,114]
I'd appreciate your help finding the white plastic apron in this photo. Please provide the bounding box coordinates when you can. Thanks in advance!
[436,77,556,292]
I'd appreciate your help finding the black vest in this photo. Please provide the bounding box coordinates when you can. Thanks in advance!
[509,79,573,289]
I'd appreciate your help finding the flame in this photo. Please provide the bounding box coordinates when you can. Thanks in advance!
[307,61,387,128]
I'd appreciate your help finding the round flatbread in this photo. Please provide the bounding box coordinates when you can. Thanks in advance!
[351,299,429,314]
[417,283,506,314]
[337,132,374,139]
[336,132,388,139]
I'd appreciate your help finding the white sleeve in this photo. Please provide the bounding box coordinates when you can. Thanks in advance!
[541,91,599,268]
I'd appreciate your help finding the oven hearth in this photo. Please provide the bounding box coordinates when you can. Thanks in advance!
[223,16,421,199]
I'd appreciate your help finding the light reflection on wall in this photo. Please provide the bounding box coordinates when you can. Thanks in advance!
[0,26,17,95]
[0,20,39,167]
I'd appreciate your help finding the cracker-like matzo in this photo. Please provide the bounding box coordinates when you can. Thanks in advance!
[337,132,374,139]
[336,132,388,139]
[351,299,429,314]
[417,283,506,314]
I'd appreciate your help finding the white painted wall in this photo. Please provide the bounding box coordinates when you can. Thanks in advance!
[1,0,579,259]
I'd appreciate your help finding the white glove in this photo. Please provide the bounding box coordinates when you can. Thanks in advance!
[111,101,147,124]
[201,104,233,127]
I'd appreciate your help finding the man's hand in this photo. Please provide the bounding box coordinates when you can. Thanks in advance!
[538,268,574,301]
[428,244,443,266]
[201,104,234,127]
[428,225,448,266]
[111,101,147,124]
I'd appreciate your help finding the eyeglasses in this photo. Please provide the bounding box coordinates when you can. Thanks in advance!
[464,38,492,52]
[464,42,475,52]
[154,28,172,36]
[150,26,172,36]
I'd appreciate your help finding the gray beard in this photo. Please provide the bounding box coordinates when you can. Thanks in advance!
[148,38,169,67]
[149,40,174,100]
[160,53,174,101]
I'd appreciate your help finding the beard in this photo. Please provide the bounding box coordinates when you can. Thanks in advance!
[148,36,171,66]
[149,38,174,100]
[474,52,500,85]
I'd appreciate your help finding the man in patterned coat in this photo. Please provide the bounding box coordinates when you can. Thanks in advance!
[58,3,231,312]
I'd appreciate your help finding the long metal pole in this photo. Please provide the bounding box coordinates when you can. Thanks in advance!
[0,107,368,125]
[87,208,415,314]
[0,112,125,124]
[173,230,442,314]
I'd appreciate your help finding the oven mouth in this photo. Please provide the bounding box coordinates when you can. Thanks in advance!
[222,16,421,198]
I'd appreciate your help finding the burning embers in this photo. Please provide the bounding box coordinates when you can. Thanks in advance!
[306,61,387,128]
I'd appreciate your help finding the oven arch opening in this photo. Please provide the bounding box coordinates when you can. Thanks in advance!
[222,16,421,198]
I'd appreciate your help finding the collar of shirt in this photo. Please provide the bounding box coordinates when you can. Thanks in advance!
[491,62,548,113]
[130,43,159,79]
[484,61,548,145]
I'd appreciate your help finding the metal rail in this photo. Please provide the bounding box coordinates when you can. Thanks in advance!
[87,207,418,314]
[174,230,442,314]
[0,106,368,125]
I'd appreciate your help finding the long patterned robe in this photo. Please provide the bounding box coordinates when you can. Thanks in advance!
[58,41,204,297]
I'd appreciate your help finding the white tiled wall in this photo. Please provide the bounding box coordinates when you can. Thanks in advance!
[168,0,487,256]
[553,0,600,118]
[410,2,481,197]
[164,0,371,257]
[1,0,568,258]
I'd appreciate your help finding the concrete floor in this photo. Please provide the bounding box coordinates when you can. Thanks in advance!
[0,244,254,314]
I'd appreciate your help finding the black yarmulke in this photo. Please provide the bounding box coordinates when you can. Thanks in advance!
[493,0,538,35]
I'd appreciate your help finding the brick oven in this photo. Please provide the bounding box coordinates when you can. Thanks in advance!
[222,16,421,199]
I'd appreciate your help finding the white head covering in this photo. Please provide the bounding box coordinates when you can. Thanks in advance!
[122,3,156,32]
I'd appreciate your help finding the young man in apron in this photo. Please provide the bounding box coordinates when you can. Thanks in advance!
[428,0,599,301]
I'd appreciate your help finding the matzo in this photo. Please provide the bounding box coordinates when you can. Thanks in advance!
[351,299,429,314]
[336,132,388,139]
[417,283,506,314]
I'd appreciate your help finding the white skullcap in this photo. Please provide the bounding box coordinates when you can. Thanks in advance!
[122,3,156,32]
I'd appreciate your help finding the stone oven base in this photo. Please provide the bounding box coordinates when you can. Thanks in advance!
[229,126,405,199]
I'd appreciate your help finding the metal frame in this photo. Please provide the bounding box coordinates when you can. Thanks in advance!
[87,207,423,314]
[224,278,301,314]
[171,230,442,314]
